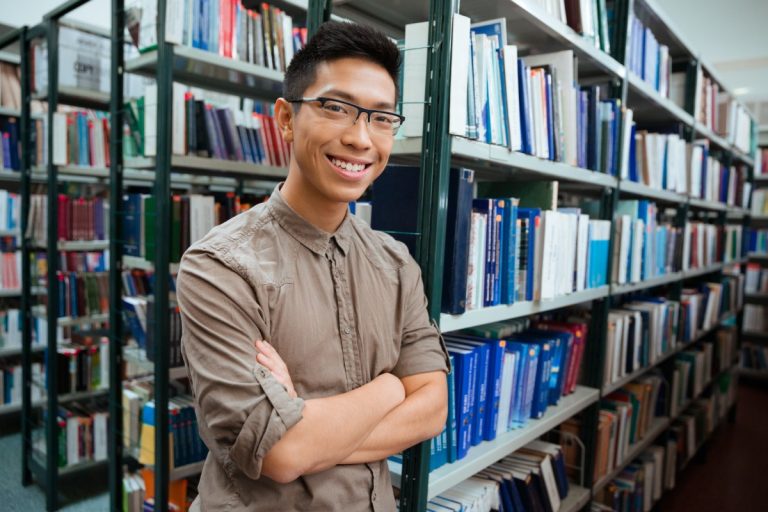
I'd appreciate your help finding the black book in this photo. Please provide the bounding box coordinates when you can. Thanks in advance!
[441,168,474,315]
[371,165,420,257]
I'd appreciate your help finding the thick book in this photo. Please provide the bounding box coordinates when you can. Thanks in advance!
[371,165,420,257]
[442,168,475,314]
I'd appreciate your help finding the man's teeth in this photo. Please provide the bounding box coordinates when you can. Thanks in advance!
[331,157,367,173]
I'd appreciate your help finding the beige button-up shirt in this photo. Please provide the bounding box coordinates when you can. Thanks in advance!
[177,184,449,511]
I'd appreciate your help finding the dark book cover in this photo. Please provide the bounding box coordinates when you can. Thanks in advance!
[371,165,420,257]
[442,168,474,315]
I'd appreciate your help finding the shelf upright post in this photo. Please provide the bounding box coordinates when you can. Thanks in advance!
[108,0,125,509]
[398,0,459,510]
[19,25,33,488]
[154,0,173,509]
[44,17,61,512]
[307,0,333,38]
[583,185,618,490]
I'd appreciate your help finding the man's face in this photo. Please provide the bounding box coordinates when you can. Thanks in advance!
[285,57,397,205]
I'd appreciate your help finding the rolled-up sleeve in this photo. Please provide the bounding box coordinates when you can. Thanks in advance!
[177,248,304,481]
[391,255,451,378]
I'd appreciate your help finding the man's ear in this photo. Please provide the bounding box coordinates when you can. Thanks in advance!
[274,98,294,144]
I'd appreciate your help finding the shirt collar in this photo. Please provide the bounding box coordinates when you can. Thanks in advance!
[266,184,352,256]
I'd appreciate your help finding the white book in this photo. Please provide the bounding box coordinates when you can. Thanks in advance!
[53,112,69,165]
[67,415,80,466]
[93,411,109,461]
[172,82,187,155]
[143,84,158,157]
[473,34,491,144]
[467,212,487,310]
[164,0,184,44]
[539,210,558,300]
[502,45,521,151]
[189,194,216,245]
[576,213,589,291]
[402,22,429,138]
[631,219,644,283]
[448,15,471,137]
[620,110,634,179]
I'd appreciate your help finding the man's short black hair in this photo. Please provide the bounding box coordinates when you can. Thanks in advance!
[283,20,401,103]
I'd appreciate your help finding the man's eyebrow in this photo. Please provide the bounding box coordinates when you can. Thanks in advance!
[321,89,396,111]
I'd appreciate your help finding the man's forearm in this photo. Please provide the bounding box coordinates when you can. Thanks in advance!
[261,373,404,482]
[340,373,448,464]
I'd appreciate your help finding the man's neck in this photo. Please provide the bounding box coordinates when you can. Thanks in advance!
[280,173,348,234]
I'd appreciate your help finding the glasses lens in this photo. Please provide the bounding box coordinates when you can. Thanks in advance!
[370,112,402,134]
[319,99,355,121]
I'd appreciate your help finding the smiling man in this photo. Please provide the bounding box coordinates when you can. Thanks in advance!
[176,21,449,511]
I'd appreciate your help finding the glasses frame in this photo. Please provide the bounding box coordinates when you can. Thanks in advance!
[286,96,406,134]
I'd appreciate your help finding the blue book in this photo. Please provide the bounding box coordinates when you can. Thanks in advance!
[543,69,555,161]
[500,198,519,305]
[628,124,638,181]
[506,341,540,427]
[492,199,505,305]
[442,168,475,314]
[525,329,570,405]
[447,339,489,446]
[472,198,498,307]
[588,221,610,288]
[517,208,541,300]
[525,339,552,418]
[446,346,476,459]
[583,85,600,172]
[371,165,420,256]
[122,194,143,257]
[448,335,506,442]
[77,113,89,166]
[517,59,532,155]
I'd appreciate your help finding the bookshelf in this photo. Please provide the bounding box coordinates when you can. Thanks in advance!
[0,5,118,509]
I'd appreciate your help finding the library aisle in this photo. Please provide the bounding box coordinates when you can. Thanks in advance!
[658,382,768,512]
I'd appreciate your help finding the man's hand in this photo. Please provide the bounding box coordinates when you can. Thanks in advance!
[255,340,298,399]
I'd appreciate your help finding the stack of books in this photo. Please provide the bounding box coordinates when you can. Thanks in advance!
[626,10,672,98]
[747,228,768,254]
[53,335,110,394]
[27,194,109,245]
[746,263,768,293]
[594,444,670,511]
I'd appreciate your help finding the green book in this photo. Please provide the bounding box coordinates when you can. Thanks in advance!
[476,180,558,210]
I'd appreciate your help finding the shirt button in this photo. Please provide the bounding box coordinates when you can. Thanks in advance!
[344,327,350,334]
[372,492,377,501]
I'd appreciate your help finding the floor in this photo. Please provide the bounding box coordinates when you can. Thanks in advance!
[658,379,768,512]
[0,382,766,511]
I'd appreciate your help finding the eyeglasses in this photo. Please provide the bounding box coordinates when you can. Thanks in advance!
[287,97,405,135]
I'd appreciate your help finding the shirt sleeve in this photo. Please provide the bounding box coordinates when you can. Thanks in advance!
[391,254,451,378]
[177,248,304,481]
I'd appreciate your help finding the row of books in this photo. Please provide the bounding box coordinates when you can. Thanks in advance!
[373,168,611,315]
[0,61,21,110]
[29,252,109,292]
[136,397,208,469]
[695,70,722,137]
[593,442,672,512]
[27,194,110,244]
[740,344,768,371]
[682,222,719,272]
[0,117,20,171]
[745,263,768,293]
[743,304,766,332]
[626,132,749,207]
[679,280,732,344]
[123,191,259,263]
[145,0,305,74]
[564,0,613,54]
[751,189,768,216]
[425,440,571,512]
[2,362,43,406]
[34,402,110,468]
[694,69,753,152]
[129,86,291,169]
[123,468,193,512]
[593,372,666,482]
[39,271,109,320]
[49,110,111,168]
[604,296,680,389]
[407,18,623,175]
[0,189,20,231]
[747,230,767,254]
[612,200,678,284]
[758,148,768,176]
[0,308,23,350]
[431,319,586,467]
[626,10,671,98]
[51,336,110,395]
[0,251,20,290]
[123,296,184,369]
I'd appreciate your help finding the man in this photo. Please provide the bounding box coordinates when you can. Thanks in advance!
[177,20,449,511]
